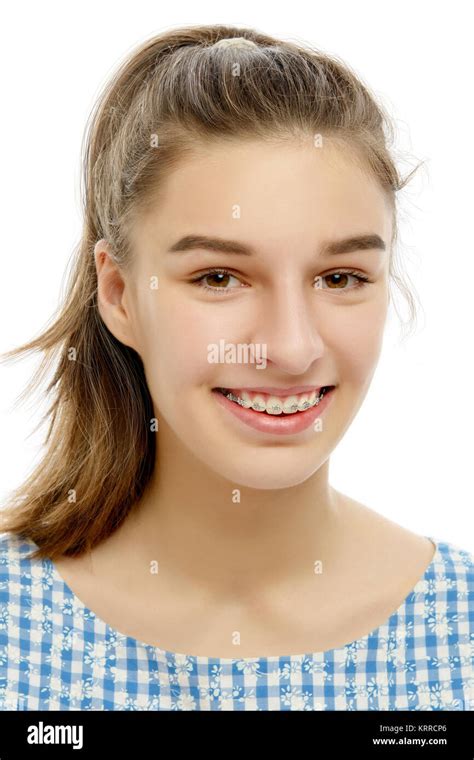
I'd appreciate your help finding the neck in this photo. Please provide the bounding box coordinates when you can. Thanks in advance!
[120,422,344,602]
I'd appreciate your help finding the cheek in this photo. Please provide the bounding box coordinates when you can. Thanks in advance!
[137,291,224,395]
[324,298,387,385]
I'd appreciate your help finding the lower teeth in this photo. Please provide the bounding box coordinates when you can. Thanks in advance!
[217,387,331,414]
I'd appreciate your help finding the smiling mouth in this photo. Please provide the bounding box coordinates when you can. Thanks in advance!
[212,386,335,415]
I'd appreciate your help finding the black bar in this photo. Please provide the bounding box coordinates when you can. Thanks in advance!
[0,709,472,757]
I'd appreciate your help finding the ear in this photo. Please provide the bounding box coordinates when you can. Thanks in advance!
[94,239,139,352]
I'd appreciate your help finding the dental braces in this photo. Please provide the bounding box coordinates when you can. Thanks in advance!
[222,388,328,413]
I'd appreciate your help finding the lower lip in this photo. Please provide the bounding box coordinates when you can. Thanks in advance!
[211,387,335,436]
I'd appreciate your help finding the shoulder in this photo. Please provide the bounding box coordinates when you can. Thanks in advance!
[0,532,53,709]
[0,532,51,618]
[427,536,474,588]
[386,536,474,710]
[0,530,49,617]
[0,531,46,616]
[0,531,42,580]
[418,536,474,646]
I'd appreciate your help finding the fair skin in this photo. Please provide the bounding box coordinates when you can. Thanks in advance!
[55,137,435,657]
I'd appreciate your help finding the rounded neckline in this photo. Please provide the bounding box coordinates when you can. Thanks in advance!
[42,535,440,664]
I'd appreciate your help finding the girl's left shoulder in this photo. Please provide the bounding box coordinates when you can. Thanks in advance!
[422,535,474,608]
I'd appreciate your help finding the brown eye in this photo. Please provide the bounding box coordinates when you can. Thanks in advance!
[191,268,243,295]
[203,272,231,288]
[315,270,371,294]
[325,273,350,289]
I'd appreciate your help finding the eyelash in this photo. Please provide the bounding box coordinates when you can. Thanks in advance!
[190,268,372,296]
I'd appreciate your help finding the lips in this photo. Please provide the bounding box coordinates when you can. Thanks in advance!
[211,384,336,435]
[215,386,333,413]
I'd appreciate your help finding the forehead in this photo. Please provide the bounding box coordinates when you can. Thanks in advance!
[133,137,392,252]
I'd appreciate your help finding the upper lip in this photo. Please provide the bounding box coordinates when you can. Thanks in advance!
[215,385,333,397]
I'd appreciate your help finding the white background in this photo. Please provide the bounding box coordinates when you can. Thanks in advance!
[1,0,472,551]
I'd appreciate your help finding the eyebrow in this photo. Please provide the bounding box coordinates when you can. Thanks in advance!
[166,233,386,257]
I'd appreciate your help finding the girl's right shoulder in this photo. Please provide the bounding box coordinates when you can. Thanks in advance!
[0,530,46,620]
[0,531,46,709]
[0,530,41,577]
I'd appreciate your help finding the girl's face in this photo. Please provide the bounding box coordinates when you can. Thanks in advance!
[107,138,392,489]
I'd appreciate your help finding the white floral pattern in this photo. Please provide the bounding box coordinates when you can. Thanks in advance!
[0,532,473,711]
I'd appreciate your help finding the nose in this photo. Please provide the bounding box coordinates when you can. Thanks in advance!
[252,281,325,375]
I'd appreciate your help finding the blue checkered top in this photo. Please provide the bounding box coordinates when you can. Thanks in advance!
[0,531,473,710]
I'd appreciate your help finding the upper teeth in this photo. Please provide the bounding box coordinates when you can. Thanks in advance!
[221,388,327,414]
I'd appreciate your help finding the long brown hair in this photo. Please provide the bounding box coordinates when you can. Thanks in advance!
[0,23,422,560]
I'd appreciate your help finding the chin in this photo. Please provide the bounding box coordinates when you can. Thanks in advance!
[199,447,326,490]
